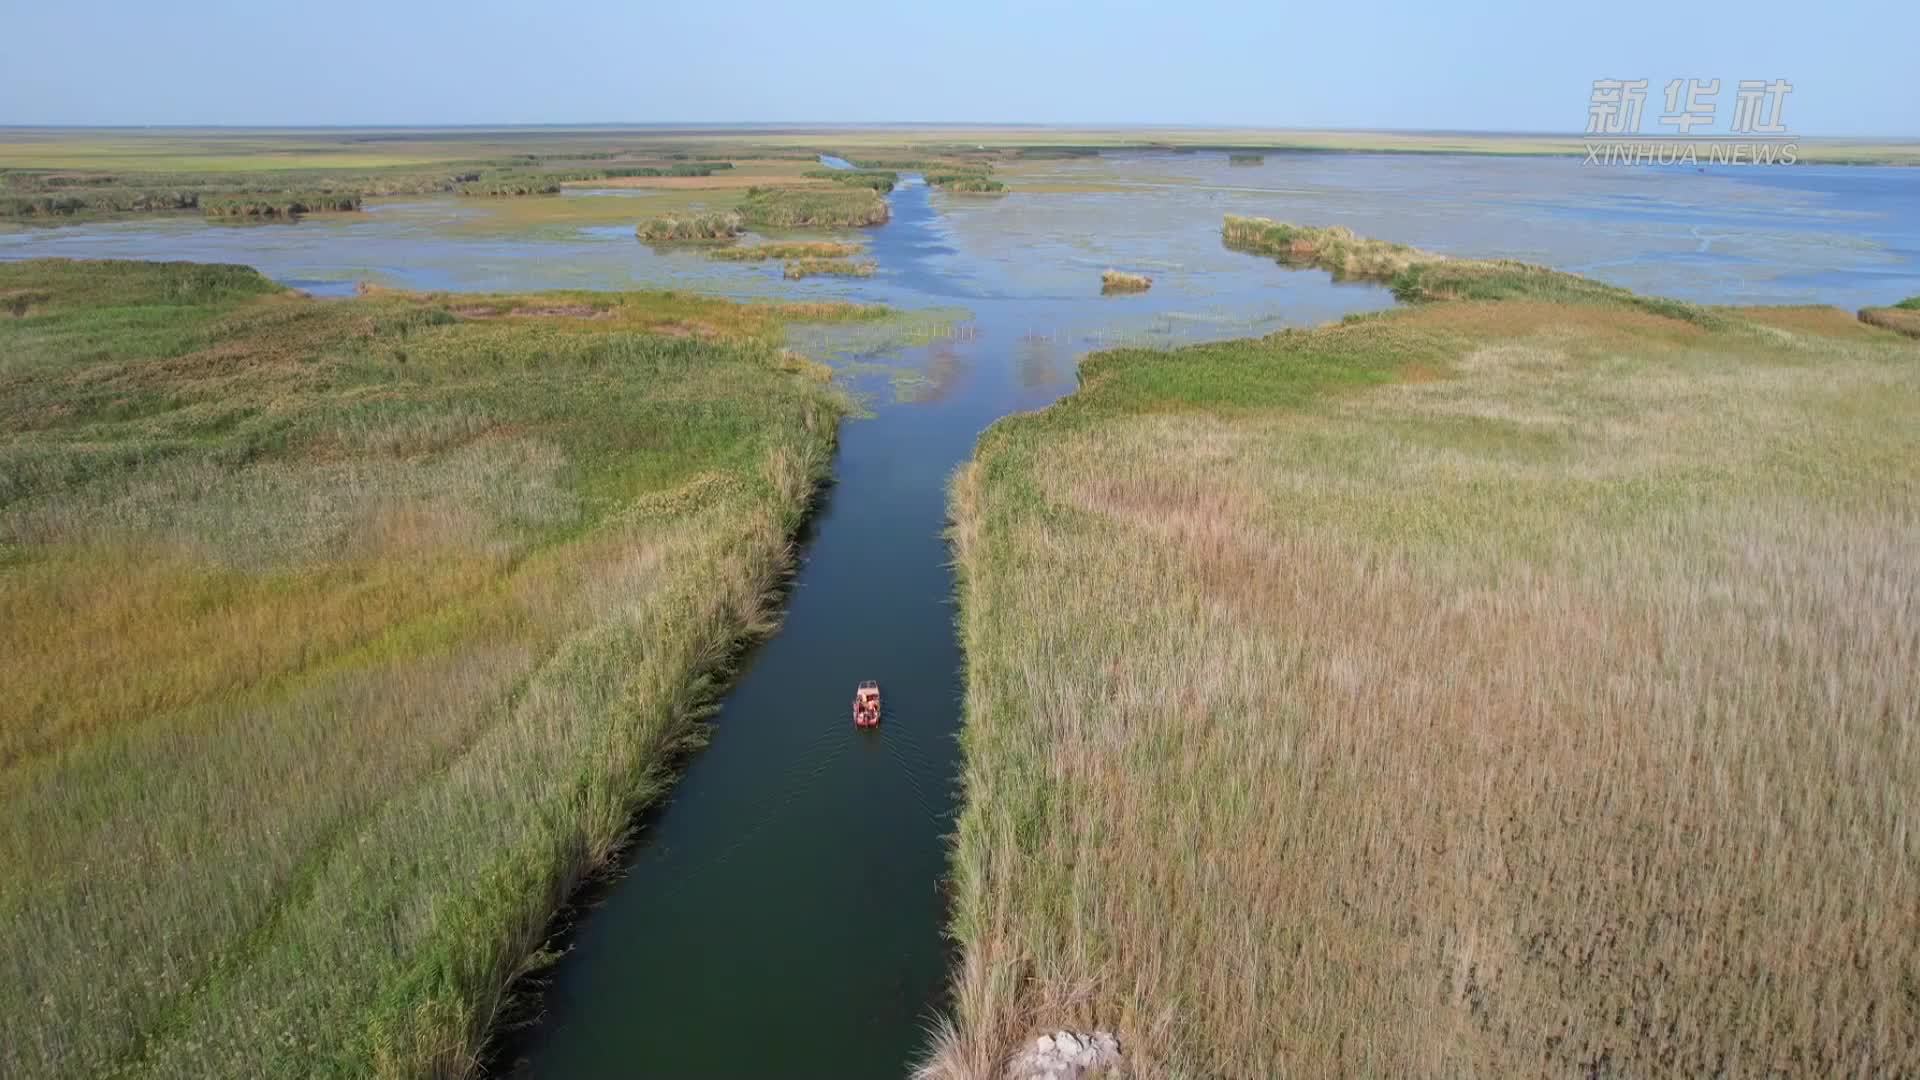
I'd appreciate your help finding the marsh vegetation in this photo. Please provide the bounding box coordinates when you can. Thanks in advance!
[0,258,879,1079]
[925,170,1007,193]
[1099,269,1152,293]
[200,191,364,217]
[930,237,1920,1077]
[636,210,746,242]
[783,257,878,279]
[1860,294,1920,336]
[805,168,900,192]
[1221,214,1448,281]
[0,146,742,221]
[740,185,890,228]
[8,129,1920,1080]
[706,241,864,262]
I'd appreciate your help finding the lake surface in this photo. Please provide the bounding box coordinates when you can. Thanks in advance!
[6,153,1916,1078]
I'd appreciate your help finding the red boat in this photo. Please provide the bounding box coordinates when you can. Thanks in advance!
[853,681,881,728]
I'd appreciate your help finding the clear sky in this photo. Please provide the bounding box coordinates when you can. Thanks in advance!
[1,0,1913,134]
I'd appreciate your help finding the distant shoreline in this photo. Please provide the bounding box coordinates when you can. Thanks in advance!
[2,125,1914,169]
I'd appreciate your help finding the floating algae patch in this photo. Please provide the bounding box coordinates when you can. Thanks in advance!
[888,342,966,404]
[889,368,932,401]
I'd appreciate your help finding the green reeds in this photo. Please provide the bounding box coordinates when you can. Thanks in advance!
[456,178,561,197]
[200,192,363,218]
[804,169,900,192]
[0,258,874,1079]
[925,171,1006,193]
[739,187,889,228]
[636,210,746,242]
[783,258,877,279]
[929,242,1920,1079]
[707,241,863,262]
[1221,215,1453,284]
[0,189,201,217]
[602,162,733,178]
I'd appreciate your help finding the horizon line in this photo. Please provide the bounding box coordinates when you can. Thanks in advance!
[0,121,1915,141]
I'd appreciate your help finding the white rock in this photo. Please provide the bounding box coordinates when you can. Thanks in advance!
[1006,1028,1122,1080]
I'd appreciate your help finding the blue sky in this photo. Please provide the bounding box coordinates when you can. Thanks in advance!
[1,0,1913,134]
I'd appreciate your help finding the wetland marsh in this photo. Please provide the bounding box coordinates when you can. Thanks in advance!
[3,132,1918,1078]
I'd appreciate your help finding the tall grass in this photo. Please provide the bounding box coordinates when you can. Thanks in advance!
[804,168,900,192]
[0,188,202,217]
[1222,216,1732,329]
[0,258,877,1079]
[456,178,560,196]
[740,185,890,228]
[200,191,363,217]
[0,156,668,220]
[635,210,744,242]
[602,162,733,178]
[706,241,862,262]
[929,250,1920,1076]
[1860,294,1920,337]
[925,171,1006,193]
[0,168,440,220]
[783,257,877,279]
[1221,214,1448,281]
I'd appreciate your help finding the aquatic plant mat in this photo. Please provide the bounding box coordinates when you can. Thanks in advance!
[928,230,1920,1076]
[0,259,881,1077]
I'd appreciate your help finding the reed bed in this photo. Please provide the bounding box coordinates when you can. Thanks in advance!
[0,258,877,1079]
[1860,294,1920,337]
[0,154,702,220]
[456,178,561,196]
[602,162,733,178]
[0,188,202,217]
[1221,214,1449,281]
[804,168,900,192]
[739,186,890,228]
[847,157,979,171]
[783,257,877,279]
[2,165,452,220]
[706,241,863,262]
[1099,270,1152,293]
[925,171,1007,193]
[200,191,363,217]
[928,244,1920,1077]
[636,210,745,242]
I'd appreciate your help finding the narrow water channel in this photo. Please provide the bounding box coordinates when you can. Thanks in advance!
[497,178,1392,1076]
[498,178,1026,1077]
